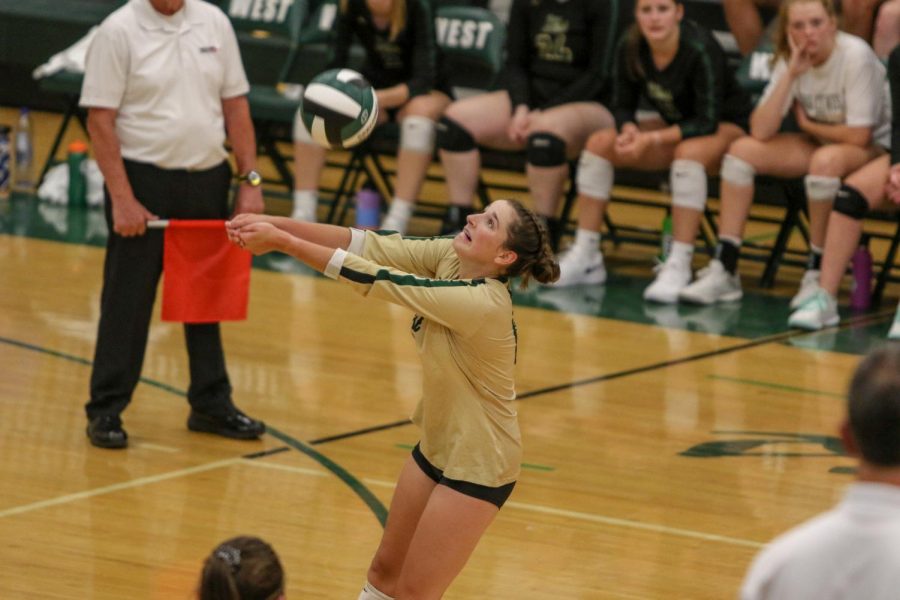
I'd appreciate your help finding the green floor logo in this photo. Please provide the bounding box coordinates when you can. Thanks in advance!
[681,430,854,474]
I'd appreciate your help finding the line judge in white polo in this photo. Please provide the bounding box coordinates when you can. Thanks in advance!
[80,0,266,448]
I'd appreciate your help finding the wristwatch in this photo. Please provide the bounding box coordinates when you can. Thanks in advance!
[238,170,262,187]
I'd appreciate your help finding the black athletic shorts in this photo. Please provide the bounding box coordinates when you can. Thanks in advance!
[411,443,516,509]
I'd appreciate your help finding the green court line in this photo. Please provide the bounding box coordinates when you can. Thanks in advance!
[0,333,387,527]
[707,374,845,399]
[267,426,387,526]
[394,443,555,472]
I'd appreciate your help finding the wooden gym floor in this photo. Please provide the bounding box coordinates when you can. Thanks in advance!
[0,108,896,598]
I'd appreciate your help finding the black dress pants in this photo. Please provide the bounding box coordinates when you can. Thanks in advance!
[86,159,236,419]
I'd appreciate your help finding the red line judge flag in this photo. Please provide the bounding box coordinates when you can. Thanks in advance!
[161,220,251,323]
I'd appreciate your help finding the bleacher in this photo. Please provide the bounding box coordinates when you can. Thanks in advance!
[3,0,900,304]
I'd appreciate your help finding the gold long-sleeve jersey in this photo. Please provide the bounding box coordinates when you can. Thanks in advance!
[324,230,522,487]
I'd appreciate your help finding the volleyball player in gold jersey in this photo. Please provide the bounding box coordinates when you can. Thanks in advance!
[226,199,558,599]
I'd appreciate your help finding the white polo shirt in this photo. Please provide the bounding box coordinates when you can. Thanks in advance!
[80,0,250,170]
[760,32,891,149]
[741,482,900,600]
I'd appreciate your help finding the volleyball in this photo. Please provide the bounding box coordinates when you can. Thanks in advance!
[299,69,379,150]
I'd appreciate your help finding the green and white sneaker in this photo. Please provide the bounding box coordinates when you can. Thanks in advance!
[789,269,821,309]
[787,288,839,330]
[888,303,900,339]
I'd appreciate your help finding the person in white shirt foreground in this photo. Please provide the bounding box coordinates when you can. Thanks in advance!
[741,343,900,599]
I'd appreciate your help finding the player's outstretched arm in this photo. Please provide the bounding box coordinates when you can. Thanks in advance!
[228,213,352,251]
[226,219,336,274]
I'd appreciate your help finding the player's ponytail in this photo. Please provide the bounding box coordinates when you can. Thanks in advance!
[503,199,560,288]
[198,537,284,600]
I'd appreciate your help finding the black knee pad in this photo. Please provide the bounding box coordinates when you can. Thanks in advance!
[526,132,567,167]
[436,116,476,152]
[833,185,869,220]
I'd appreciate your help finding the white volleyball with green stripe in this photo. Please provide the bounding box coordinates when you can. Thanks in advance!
[299,69,379,149]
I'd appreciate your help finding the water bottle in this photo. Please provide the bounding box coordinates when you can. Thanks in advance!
[67,140,89,207]
[13,107,34,192]
[0,125,10,200]
[659,211,674,262]
[850,234,873,311]
[355,187,380,229]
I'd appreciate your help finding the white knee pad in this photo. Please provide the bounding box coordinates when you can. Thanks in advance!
[721,154,756,187]
[293,106,313,143]
[400,115,436,153]
[804,174,841,203]
[670,159,708,211]
[576,151,614,200]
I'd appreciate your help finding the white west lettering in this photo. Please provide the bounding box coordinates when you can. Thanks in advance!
[228,0,254,19]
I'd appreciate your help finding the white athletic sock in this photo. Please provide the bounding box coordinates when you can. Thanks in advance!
[668,240,694,264]
[292,190,318,222]
[357,581,394,600]
[573,228,601,254]
[386,198,414,221]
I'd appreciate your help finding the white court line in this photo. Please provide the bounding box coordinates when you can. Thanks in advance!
[0,458,240,519]
[242,462,764,549]
[241,459,329,479]
[133,442,180,453]
[501,501,765,549]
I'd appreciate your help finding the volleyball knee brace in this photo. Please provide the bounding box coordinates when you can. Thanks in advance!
[833,184,869,219]
[526,132,567,167]
[576,151,614,200]
[293,107,313,143]
[400,115,436,154]
[436,116,476,152]
[805,174,841,203]
[670,159,708,211]
[720,154,756,187]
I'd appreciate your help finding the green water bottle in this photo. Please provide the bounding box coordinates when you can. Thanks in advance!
[659,211,673,262]
[67,140,88,207]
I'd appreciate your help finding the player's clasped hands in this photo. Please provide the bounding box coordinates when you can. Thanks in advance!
[226,214,285,255]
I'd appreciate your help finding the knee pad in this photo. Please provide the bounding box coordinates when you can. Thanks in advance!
[576,151,614,200]
[670,159,708,211]
[293,106,313,143]
[526,132,567,167]
[805,174,841,203]
[400,115,436,154]
[833,184,869,219]
[436,116,476,152]
[721,154,756,187]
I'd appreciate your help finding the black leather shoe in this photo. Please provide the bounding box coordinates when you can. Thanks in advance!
[86,415,128,449]
[187,408,265,440]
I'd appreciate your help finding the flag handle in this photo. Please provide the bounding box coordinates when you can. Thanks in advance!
[147,220,227,229]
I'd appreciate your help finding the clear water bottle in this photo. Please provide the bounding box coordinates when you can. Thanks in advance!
[13,107,34,192]
[355,187,380,229]
[850,234,873,311]
[0,125,11,199]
